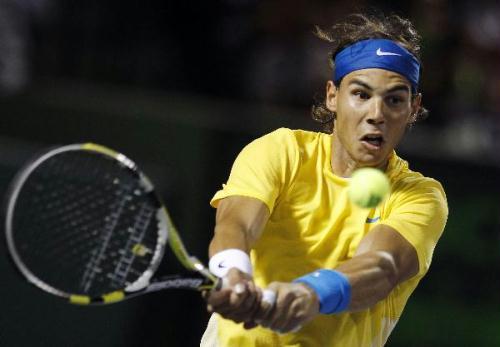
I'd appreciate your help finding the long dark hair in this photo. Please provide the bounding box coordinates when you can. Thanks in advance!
[312,12,428,133]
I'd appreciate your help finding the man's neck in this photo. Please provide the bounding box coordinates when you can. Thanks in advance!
[330,134,388,177]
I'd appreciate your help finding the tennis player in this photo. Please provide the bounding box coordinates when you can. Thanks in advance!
[201,12,448,347]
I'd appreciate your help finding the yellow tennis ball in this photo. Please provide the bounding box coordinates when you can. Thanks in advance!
[348,168,390,208]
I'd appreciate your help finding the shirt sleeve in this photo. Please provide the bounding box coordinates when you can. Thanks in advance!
[380,177,448,277]
[210,128,299,214]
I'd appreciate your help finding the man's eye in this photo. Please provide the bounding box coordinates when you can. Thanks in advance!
[388,96,404,104]
[354,91,369,99]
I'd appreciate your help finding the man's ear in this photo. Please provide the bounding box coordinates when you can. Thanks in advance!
[326,81,338,113]
[409,93,422,124]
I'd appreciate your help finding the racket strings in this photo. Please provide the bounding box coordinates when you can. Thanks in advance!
[80,182,136,292]
[106,197,156,288]
[12,151,162,297]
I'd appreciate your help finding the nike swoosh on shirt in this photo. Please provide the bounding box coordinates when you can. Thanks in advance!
[366,216,381,223]
[376,48,402,56]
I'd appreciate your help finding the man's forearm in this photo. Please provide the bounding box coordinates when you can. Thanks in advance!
[336,250,399,311]
[209,223,251,257]
[209,196,270,258]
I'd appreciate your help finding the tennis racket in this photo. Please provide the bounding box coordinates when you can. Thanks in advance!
[4,143,220,305]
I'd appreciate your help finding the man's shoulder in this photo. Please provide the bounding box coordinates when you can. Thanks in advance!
[389,155,446,199]
[261,128,326,147]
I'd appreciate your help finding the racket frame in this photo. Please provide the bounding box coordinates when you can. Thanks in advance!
[5,143,217,305]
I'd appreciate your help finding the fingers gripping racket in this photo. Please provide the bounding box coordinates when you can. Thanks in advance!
[4,143,219,305]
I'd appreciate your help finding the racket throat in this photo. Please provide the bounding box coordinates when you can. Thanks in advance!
[145,275,210,292]
[188,255,218,284]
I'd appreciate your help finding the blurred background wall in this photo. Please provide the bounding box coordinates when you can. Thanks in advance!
[0,0,499,346]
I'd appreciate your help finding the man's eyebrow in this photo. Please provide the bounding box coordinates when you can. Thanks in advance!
[386,85,410,94]
[349,79,373,90]
[349,79,410,94]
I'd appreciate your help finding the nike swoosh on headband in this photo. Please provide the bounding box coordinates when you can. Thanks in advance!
[376,48,402,56]
[334,39,420,92]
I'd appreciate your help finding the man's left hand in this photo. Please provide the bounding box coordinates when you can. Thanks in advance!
[254,281,320,334]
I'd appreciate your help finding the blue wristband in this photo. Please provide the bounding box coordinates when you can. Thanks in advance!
[294,269,351,314]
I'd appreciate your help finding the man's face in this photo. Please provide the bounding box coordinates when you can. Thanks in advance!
[326,68,421,169]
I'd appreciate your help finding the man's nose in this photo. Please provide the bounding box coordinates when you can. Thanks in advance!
[367,97,385,124]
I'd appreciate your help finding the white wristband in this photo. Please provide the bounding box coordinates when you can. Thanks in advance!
[209,249,253,278]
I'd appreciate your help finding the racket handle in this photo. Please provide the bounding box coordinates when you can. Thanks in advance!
[213,278,276,308]
[213,277,226,291]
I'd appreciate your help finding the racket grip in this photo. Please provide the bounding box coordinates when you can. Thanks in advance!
[213,277,227,291]
[213,278,276,306]
[217,276,251,291]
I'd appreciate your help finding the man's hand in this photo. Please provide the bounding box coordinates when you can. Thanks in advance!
[204,268,263,329]
[254,282,320,334]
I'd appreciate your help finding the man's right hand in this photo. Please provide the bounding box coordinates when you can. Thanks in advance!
[204,268,263,329]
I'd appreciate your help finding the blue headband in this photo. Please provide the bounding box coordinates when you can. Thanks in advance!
[334,39,420,92]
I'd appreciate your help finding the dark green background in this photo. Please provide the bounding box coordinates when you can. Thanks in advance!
[1,0,499,345]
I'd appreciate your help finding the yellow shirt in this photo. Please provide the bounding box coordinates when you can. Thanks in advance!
[208,128,448,347]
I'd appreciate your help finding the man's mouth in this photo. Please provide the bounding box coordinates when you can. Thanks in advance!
[360,134,384,148]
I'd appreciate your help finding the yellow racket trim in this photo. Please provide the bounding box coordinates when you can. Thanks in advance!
[81,143,119,158]
[102,291,125,303]
[70,295,91,305]
[163,209,196,270]
[162,208,218,285]
[132,243,150,257]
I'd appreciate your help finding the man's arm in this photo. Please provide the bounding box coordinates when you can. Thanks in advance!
[205,195,270,328]
[209,195,269,256]
[256,225,419,332]
[336,224,419,311]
